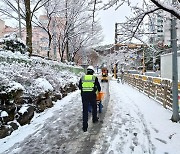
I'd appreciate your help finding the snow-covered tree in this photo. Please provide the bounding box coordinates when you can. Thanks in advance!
[33,0,58,58]
[90,0,179,70]
[52,0,103,62]
[89,0,179,44]
[0,0,51,56]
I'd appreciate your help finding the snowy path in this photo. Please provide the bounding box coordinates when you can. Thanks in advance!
[92,80,155,154]
[1,92,84,154]
[92,80,180,154]
[0,82,109,154]
[1,79,180,154]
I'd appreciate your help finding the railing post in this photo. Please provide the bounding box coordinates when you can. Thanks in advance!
[162,80,168,109]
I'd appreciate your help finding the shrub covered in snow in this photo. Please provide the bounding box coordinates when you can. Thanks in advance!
[0,33,27,54]
[30,78,53,96]
[0,50,83,98]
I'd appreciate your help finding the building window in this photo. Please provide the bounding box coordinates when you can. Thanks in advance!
[158,35,163,38]
[40,37,48,42]
[157,19,163,23]
[41,46,49,51]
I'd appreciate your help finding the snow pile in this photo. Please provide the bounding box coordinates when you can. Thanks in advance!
[33,78,53,93]
[0,50,83,97]
[18,104,30,115]
[7,81,25,93]
[0,111,8,117]
[0,33,27,54]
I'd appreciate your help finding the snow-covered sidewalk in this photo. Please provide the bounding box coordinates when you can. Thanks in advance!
[92,80,180,154]
[0,80,180,154]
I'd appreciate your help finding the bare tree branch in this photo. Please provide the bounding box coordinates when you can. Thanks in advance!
[131,7,160,38]
[150,0,180,19]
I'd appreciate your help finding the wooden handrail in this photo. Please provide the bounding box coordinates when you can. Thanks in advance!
[124,74,177,111]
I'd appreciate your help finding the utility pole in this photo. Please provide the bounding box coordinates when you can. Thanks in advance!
[171,0,179,122]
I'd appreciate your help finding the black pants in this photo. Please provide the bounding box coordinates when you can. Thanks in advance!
[81,93,98,129]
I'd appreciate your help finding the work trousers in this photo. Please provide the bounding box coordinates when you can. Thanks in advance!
[81,93,97,129]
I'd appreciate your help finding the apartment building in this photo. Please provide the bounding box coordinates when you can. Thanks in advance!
[0,19,19,38]
[148,9,164,46]
[148,8,180,48]
[0,19,5,36]
[0,16,65,60]
[163,11,180,46]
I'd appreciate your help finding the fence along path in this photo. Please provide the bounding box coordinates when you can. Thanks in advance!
[124,74,179,110]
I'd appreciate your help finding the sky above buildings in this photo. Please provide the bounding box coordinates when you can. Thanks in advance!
[97,0,146,45]
[98,3,132,45]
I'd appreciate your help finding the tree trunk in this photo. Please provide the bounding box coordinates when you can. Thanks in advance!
[61,49,64,62]
[65,40,69,61]
[17,0,22,39]
[47,31,52,58]
[24,0,32,56]
[65,0,69,61]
